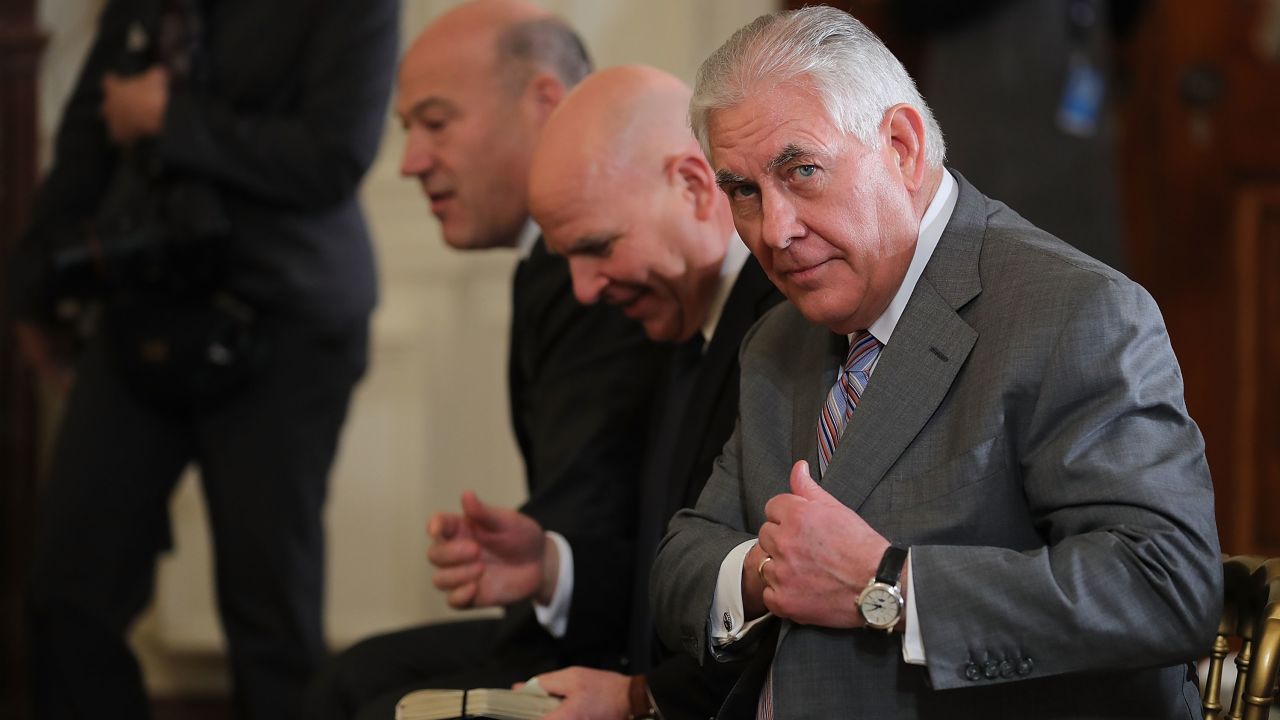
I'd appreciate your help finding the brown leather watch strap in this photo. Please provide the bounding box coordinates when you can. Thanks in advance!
[628,674,655,719]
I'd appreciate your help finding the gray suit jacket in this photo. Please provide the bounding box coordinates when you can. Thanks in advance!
[650,172,1222,719]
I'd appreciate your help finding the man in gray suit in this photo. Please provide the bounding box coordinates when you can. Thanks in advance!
[650,6,1222,719]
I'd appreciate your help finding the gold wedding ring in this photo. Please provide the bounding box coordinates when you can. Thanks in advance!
[757,555,773,584]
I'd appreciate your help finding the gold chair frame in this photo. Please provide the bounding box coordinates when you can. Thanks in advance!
[1204,555,1280,720]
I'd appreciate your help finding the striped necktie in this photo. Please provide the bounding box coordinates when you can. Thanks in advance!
[758,330,881,720]
[816,330,881,477]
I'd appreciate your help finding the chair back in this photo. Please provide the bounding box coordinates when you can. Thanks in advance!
[1239,560,1280,720]
[1203,555,1280,720]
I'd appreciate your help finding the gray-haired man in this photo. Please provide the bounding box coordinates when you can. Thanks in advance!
[650,7,1221,718]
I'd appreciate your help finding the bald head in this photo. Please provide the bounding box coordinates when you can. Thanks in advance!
[397,0,591,250]
[530,65,736,343]
[404,0,546,75]
[402,0,589,96]
[531,65,696,201]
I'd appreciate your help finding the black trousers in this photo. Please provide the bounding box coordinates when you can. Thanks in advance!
[304,614,563,720]
[27,316,368,720]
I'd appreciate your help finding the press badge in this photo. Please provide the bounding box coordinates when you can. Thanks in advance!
[1057,55,1104,138]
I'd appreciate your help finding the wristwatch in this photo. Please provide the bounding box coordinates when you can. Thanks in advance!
[857,544,908,631]
[628,674,657,719]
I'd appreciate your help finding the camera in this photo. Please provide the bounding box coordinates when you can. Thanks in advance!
[46,150,232,308]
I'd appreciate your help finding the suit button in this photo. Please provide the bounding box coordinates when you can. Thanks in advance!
[1017,657,1034,676]
[983,660,1000,679]
[999,660,1014,678]
[964,662,982,681]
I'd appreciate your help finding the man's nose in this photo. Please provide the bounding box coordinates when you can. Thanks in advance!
[569,261,608,305]
[400,129,435,178]
[759,191,804,250]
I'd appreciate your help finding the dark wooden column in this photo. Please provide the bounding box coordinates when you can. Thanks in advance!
[0,0,46,716]
[1116,1,1280,556]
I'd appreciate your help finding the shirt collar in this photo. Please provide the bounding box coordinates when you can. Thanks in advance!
[700,232,751,348]
[864,169,958,346]
[515,219,540,259]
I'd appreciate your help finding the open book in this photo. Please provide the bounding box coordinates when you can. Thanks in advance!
[394,683,561,720]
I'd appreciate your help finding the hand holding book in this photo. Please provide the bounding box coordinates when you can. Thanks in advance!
[514,667,634,720]
[396,669,646,720]
[395,681,559,720]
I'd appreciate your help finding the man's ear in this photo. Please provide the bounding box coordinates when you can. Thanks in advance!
[881,103,928,192]
[665,152,718,221]
[525,72,567,123]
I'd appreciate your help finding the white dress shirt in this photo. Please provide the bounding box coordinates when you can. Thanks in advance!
[515,219,540,259]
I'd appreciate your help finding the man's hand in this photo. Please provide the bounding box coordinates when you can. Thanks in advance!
[100,65,169,146]
[426,491,557,608]
[14,322,73,393]
[753,460,890,628]
[517,667,632,720]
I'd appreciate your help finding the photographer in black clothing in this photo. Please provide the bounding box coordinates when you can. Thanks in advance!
[10,1,399,718]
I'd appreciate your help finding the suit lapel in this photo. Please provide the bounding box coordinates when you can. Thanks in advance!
[508,237,561,468]
[668,258,779,509]
[816,170,987,510]
[818,283,977,509]
[508,246,535,466]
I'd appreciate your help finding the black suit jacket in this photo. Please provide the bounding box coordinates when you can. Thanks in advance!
[499,237,667,665]
[561,257,784,719]
[11,0,397,327]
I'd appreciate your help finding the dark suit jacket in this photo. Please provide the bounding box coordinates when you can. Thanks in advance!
[11,0,396,328]
[559,257,784,719]
[652,172,1221,719]
[499,237,666,665]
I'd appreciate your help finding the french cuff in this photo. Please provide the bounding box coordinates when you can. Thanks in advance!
[707,539,771,658]
[902,550,927,665]
[532,531,573,638]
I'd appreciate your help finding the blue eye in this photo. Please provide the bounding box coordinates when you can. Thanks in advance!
[732,185,759,199]
[794,165,816,178]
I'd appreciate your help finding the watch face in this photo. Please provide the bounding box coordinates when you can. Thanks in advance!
[859,584,901,628]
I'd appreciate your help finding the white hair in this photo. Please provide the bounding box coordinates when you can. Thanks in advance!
[690,6,946,166]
